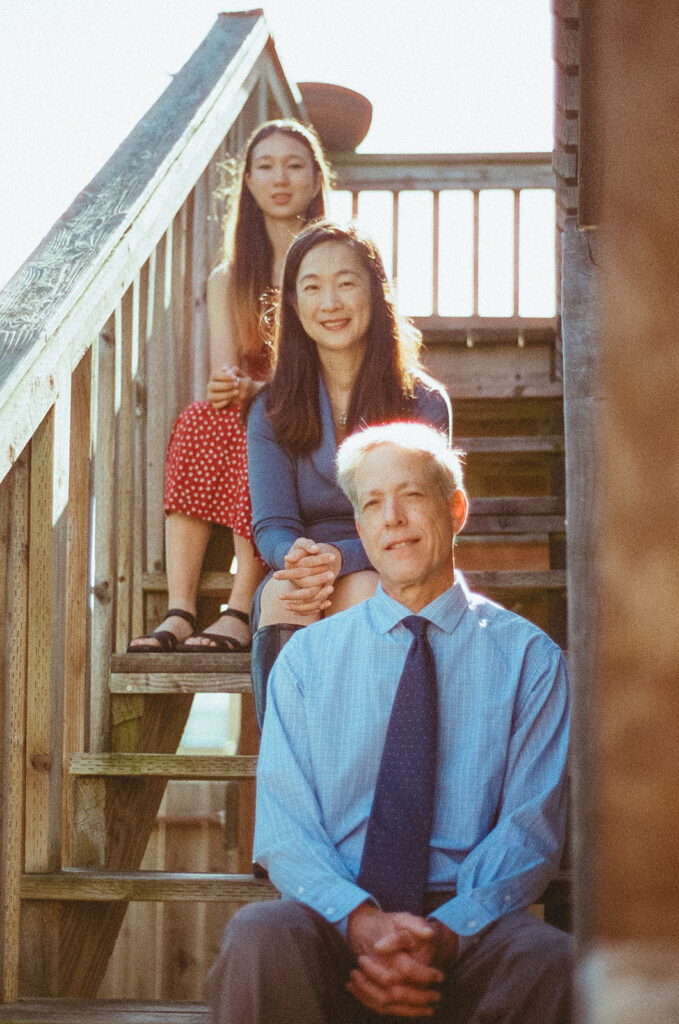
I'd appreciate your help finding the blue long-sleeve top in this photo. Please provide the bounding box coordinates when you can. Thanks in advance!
[254,575,570,939]
[247,373,451,576]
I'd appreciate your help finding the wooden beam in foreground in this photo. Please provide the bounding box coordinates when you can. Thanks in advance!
[583,2,679,1020]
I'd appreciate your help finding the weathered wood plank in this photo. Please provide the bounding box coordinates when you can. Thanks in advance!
[21,871,278,903]
[90,320,116,752]
[111,652,251,675]
[0,998,209,1023]
[142,570,235,596]
[465,516,565,535]
[457,435,564,454]
[561,218,600,951]
[190,169,211,403]
[69,754,258,780]
[425,344,563,402]
[466,570,566,590]
[332,153,555,192]
[62,350,92,866]
[0,13,289,486]
[110,674,252,696]
[25,410,58,873]
[0,454,30,1001]
[115,288,135,651]
[145,241,169,577]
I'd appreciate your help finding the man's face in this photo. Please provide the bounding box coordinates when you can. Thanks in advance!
[354,444,467,611]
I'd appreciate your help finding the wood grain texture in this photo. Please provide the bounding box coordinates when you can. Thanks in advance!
[593,0,679,945]
[25,411,57,874]
[561,220,600,953]
[62,350,92,866]
[0,13,290,486]
[21,870,277,903]
[0,998,209,1023]
[69,754,258,780]
[0,454,30,1000]
[115,289,135,652]
[90,321,116,753]
[109,673,252,696]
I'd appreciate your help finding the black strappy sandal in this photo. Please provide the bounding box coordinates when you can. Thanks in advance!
[126,608,197,653]
[177,607,252,653]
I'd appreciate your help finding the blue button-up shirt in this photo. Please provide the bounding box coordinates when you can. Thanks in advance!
[254,573,570,939]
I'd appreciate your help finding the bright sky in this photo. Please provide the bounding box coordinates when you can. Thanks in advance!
[0,0,553,291]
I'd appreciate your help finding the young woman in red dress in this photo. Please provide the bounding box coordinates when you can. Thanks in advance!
[129,119,332,652]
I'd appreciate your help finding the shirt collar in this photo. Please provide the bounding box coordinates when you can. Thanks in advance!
[368,571,471,637]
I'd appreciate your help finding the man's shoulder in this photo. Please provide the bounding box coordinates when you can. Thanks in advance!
[461,584,565,662]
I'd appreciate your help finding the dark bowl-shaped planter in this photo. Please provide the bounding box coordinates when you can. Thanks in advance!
[298,82,373,152]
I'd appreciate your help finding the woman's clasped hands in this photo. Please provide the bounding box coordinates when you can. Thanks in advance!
[273,538,343,617]
[207,364,253,410]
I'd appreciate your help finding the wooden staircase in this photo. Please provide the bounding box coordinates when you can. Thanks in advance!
[0,11,568,1022]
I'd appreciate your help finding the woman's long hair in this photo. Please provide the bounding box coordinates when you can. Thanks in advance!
[220,119,332,355]
[265,221,425,454]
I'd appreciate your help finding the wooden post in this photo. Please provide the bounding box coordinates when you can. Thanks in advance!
[62,347,93,819]
[90,319,116,751]
[115,287,135,652]
[582,2,679,1019]
[0,454,30,1000]
[561,218,600,953]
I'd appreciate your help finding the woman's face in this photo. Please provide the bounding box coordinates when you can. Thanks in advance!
[245,132,320,221]
[294,240,372,360]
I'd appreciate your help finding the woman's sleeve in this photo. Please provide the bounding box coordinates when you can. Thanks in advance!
[415,378,453,443]
[247,397,305,569]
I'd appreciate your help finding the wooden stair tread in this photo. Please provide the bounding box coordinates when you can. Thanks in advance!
[466,570,566,590]
[0,999,208,1023]
[143,570,233,595]
[69,753,257,779]
[456,434,564,454]
[109,650,251,694]
[21,869,278,902]
[471,497,564,514]
[110,651,250,674]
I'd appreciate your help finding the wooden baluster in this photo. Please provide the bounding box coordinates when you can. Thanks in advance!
[0,453,30,1000]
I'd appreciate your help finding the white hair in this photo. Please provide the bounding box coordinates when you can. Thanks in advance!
[336,421,465,514]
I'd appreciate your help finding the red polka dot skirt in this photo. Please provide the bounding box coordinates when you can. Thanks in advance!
[164,401,254,542]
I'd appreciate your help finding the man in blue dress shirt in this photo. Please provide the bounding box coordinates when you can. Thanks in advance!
[208,421,571,1023]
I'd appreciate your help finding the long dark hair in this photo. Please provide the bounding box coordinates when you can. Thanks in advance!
[221,120,332,355]
[265,221,425,454]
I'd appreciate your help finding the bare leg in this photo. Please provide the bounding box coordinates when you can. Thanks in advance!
[257,576,321,628]
[185,532,266,647]
[128,512,211,649]
[327,570,379,614]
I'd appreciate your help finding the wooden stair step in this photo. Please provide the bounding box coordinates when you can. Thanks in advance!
[456,434,564,454]
[69,753,258,780]
[465,570,566,591]
[0,998,208,1023]
[21,869,278,903]
[109,651,251,694]
[143,570,233,595]
[465,497,565,536]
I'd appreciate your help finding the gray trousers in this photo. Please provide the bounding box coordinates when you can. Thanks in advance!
[206,900,572,1024]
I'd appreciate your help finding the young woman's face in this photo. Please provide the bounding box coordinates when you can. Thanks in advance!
[245,132,320,221]
[294,240,373,360]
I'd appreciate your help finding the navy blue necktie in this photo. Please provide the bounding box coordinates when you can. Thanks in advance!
[357,615,438,915]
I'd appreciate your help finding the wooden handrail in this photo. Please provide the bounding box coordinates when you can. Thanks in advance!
[0,11,300,486]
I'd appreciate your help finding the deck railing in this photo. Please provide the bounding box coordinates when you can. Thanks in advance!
[0,10,302,1000]
[331,152,557,344]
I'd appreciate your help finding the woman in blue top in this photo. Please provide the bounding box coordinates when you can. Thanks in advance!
[247,220,452,724]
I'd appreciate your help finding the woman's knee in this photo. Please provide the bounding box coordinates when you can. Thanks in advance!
[329,570,379,614]
[258,576,318,627]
